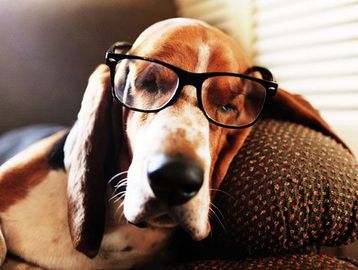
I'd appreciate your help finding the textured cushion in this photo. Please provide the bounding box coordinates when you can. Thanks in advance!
[206,119,357,257]
[162,254,358,270]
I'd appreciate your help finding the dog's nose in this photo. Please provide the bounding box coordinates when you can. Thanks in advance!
[147,154,204,205]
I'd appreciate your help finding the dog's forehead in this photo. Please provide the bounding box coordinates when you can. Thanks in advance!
[130,18,249,73]
[133,18,208,43]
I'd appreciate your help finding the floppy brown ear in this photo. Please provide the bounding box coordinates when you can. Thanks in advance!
[64,42,132,258]
[262,88,350,152]
[64,65,128,258]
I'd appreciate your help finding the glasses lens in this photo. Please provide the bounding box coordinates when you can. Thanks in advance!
[202,76,267,127]
[114,59,179,111]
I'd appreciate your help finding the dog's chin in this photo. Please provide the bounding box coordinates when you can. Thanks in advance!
[173,212,211,241]
[144,212,210,241]
[123,197,211,240]
[146,214,179,228]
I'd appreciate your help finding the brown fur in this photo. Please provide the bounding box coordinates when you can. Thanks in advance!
[65,65,129,258]
[0,131,66,212]
[128,21,254,197]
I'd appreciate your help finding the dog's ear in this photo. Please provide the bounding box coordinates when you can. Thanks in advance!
[64,65,112,258]
[64,64,129,258]
[263,87,350,151]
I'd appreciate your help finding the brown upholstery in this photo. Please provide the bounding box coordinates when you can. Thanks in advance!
[164,119,357,269]
[163,254,357,270]
[1,2,357,268]
[210,119,357,256]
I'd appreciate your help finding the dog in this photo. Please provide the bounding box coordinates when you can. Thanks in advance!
[0,18,348,269]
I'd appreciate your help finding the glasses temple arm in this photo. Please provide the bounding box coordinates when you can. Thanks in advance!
[245,66,276,82]
[107,41,133,53]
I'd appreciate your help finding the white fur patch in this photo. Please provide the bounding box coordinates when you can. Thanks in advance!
[124,99,212,240]
[0,170,171,269]
[195,44,211,73]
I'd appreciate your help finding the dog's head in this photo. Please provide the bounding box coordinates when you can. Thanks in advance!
[120,19,260,239]
[64,18,342,258]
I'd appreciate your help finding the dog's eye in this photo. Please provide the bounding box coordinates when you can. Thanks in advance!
[136,78,158,93]
[219,103,237,113]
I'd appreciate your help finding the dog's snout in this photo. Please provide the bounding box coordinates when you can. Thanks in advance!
[147,154,204,205]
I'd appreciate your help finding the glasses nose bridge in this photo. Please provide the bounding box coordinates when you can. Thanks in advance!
[179,71,204,95]
[173,72,205,111]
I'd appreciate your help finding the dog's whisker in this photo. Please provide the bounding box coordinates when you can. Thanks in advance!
[108,171,128,184]
[113,208,121,219]
[113,178,128,194]
[118,211,125,224]
[210,202,225,220]
[115,177,128,185]
[113,194,125,203]
[207,220,213,239]
[115,197,126,218]
[110,190,126,201]
[114,198,125,220]
[113,196,126,220]
[210,188,237,202]
[109,190,122,200]
[118,200,125,209]
[115,205,122,216]
[117,201,126,223]
[114,182,128,193]
[109,190,126,202]
[109,194,119,202]
[209,207,227,233]
[209,209,226,234]
[114,180,128,189]
[114,178,128,188]
[113,193,126,204]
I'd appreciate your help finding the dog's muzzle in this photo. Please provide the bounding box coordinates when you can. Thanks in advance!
[147,154,204,205]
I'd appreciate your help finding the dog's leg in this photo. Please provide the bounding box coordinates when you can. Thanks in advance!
[1,256,43,270]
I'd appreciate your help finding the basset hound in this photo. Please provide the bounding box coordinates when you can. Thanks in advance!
[0,18,348,269]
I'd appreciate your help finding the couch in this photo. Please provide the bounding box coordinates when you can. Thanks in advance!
[0,0,176,133]
[1,1,356,269]
[161,119,358,269]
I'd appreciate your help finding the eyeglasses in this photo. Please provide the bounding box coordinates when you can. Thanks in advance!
[105,44,278,129]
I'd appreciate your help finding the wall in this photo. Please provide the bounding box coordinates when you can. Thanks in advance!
[0,0,177,132]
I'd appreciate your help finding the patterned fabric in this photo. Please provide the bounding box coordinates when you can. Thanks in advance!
[162,254,358,270]
[160,120,357,269]
[207,119,358,257]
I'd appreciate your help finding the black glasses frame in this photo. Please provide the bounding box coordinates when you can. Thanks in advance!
[105,44,278,129]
